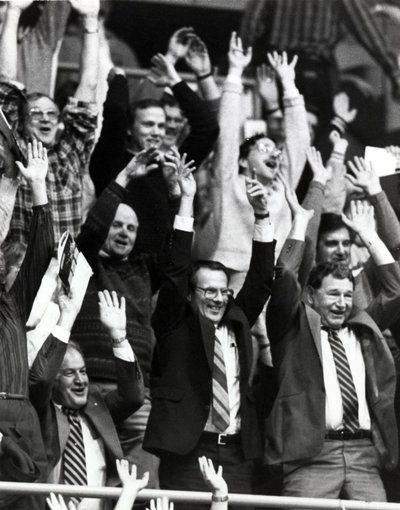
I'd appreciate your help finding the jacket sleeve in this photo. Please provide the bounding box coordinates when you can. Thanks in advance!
[266,265,303,344]
[104,357,145,425]
[151,228,193,339]
[235,239,276,328]
[29,334,68,416]
[89,73,130,196]
[366,263,400,332]
[172,80,219,169]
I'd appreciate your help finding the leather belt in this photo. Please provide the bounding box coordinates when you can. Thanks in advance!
[325,429,371,440]
[202,432,241,446]
[0,392,28,400]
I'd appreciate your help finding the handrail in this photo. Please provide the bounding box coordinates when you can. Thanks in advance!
[1,482,400,509]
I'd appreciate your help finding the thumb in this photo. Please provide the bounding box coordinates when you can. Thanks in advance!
[15,161,25,173]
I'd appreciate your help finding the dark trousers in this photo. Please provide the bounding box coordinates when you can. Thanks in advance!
[159,433,254,510]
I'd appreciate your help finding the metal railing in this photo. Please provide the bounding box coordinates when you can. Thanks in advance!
[1,482,400,509]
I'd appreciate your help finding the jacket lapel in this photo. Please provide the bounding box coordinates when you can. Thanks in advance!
[54,404,69,453]
[83,393,123,460]
[305,304,323,362]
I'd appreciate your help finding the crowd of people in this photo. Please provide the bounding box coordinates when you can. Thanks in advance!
[1,0,400,509]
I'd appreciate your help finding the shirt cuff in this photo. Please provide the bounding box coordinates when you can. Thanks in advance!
[112,340,136,362]
[254,222,274,242]
[51,325,70,344]
[174,215,194,232]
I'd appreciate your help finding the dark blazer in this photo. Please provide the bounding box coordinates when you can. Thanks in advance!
[144,227,275,460]
[29,334,144,481]
[265,240,400,470]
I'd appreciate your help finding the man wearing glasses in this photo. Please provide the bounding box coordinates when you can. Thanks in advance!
[0,0,100,244]
[144,164,275,508]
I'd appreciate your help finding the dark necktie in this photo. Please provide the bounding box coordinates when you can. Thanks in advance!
[211,334,230,432]
[62,407,87,504]
[325,328,360,432]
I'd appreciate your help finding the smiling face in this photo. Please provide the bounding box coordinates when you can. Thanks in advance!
[188,268,230,325]
[307,274,353,330]
[131,106,166,151]
[24,96,60,147]
[102,204,138,259]
[53,347,89,410]
[245,137,282,185]
[163,104,186,148]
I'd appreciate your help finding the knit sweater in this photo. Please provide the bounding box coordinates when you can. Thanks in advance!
[72,181,159,387]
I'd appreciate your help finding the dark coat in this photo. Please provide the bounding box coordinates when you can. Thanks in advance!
[144,228,275,459]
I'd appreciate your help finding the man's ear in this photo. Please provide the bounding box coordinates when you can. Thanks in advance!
[305,285,315,307]
[239,157,249,174]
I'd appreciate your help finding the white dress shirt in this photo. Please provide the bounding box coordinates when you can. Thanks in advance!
[321,327,371,430]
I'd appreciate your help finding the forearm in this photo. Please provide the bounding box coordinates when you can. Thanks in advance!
[0,175,19,245]
[178,195,194,218]
[358,229,394,266]
[323,141,348,214]
[0,6,20,81]
[74,15,99,103]
[30,180,48,207]
[197,75,221,102]
[371,191,400,258]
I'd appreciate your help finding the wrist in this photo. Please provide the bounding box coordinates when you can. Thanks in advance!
[165,52,178,65]
[109,329,127,341]
[254,211,270,219]
[197,70,213,80]
[82,15,99,32]
[212,494,228,502]
[227,66,243,78]
[366,185,382,196]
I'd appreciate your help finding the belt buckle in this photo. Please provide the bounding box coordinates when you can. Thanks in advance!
[217,434,228,446]
[0,392,7,399]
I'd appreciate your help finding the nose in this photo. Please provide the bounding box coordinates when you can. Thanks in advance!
[74,372,85,384]
[336,243,345,255]
[212,290,224,303]
[336,294,346,309]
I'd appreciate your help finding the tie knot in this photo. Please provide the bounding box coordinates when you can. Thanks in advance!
[62,406,79,417]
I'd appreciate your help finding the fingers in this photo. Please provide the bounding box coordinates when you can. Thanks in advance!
[98,290,123,309]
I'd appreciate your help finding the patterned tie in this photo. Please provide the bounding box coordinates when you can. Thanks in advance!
[62,407,87,504]
[211,334,230,432]
[325,328,360,433]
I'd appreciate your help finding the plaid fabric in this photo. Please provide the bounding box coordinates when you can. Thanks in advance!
[241,0,399,76]
[0,80,97,244]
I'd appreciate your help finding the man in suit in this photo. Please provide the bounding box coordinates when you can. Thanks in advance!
[265,198,400,501]
[143,161,275,505]
[30,289,144,510]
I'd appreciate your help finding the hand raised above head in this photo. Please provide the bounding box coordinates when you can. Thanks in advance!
[166,27,196,64]
[16,139,48,183]
[267,51,297,83]
[228,31,252,73]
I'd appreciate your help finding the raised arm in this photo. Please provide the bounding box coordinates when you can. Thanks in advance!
[99,290,145,422]
[114,460,149,510]
[198,457,228,510]
[342,200,400,330]
[12,140,54,320]
[267,51,310,188]
[70,0,100,103]
[0,0,34,81]
[234,178,275,327]
[152,155,196,338]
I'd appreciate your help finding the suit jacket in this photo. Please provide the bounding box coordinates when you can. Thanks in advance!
[143,228,275,459]
[265,240,400,470]
[29,334,144,481]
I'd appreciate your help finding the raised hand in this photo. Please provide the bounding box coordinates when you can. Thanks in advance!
[125,148,160,180]
[341,199,374,236]
[69,0,100,17]
[346,156,381,196]
[166,27,196,64]
[148,53,181,88]
[245,177,269,216]
[278,173,314,222]
[198,456,228,497]
[16,139,48,183]
[385,145,400,169]
[147,497,174,510]
[46,493,76,510]
[306,146,331,185]
[256,63,279,108]
[98,290,126,340]
[176,151,196,198]
[116,459,149,489]
[185,36,212,77]
[267,51,297,84]
[228,31,252,74]
[333,92,357,124]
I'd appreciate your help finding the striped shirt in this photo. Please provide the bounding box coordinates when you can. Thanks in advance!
[0,204,53,394]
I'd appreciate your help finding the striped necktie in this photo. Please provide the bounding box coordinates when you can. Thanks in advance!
[62,407,87,504]
[211,334,230,432]
[325,328,360,433]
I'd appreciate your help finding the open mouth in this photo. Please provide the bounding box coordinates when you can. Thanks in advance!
[71,387,86,396]
[265,159,278,170]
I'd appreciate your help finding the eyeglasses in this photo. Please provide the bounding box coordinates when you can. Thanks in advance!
[254,141,282,160]
[194,286,234,299]
[28,108,59,123]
